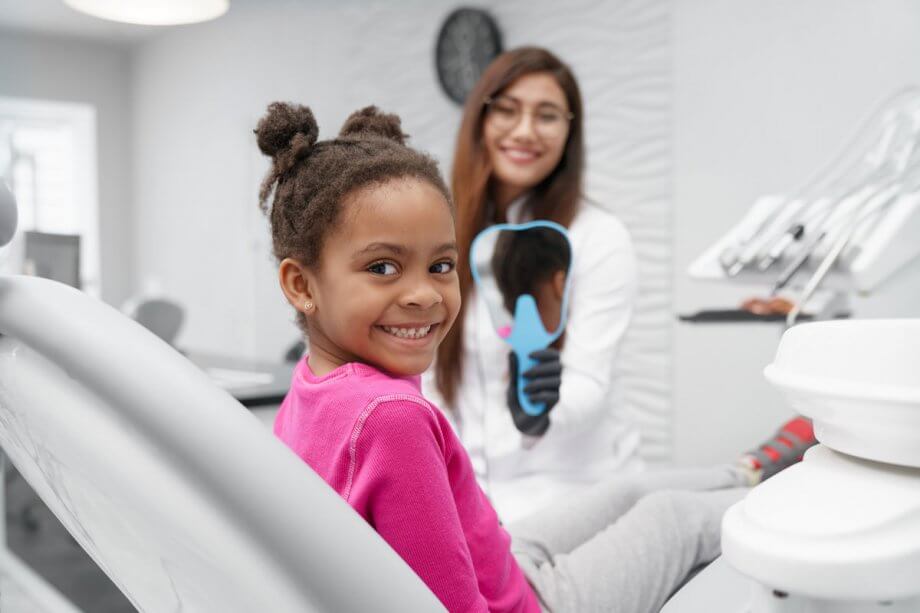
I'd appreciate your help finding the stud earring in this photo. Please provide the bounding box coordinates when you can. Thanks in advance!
[304,301,314,311]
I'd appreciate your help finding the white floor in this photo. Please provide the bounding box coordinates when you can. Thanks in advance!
[0,550,84,613]
[1,575,44,611]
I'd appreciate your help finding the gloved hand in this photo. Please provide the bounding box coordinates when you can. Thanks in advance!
[506,348,562,436]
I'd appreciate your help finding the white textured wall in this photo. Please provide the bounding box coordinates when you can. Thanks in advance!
[133,1,359,364]
[128,0,920,467]
[133,0,676,460]
[344,0,674,460]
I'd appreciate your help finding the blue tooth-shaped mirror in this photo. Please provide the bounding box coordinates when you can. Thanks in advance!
[469,221,573,416]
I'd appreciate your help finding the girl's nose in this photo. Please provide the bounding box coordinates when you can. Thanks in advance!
[401,281,443,310]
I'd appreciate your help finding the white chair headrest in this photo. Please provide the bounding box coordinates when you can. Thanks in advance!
[0,183,17,248]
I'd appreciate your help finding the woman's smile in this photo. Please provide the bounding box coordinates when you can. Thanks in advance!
[499,144,542,164]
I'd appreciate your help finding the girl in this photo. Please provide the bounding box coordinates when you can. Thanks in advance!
[256,102,811,612]
[425,46,643,521]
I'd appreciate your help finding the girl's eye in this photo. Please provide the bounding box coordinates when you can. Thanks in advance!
[430,260,455,274]
[368,261,398,276]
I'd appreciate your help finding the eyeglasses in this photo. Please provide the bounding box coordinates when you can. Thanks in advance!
[483,96,574,139]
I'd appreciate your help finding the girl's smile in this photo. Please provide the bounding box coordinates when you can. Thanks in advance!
[377,322,440,341]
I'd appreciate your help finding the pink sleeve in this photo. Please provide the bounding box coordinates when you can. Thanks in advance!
[348,398,489,613]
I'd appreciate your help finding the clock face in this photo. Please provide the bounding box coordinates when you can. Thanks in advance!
[435,8,503,105]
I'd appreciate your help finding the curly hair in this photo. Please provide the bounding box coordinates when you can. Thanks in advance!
[254,102,452,334]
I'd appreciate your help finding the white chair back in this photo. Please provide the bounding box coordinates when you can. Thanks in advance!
[0,273,444,612]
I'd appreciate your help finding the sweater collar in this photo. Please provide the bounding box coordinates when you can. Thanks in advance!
[297,356,421,390]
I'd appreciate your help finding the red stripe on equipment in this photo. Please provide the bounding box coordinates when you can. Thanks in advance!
[762,446,781,462]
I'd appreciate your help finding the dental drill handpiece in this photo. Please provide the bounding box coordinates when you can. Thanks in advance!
[718,197,786,273]
[725,197,804,276]
[769,171,889,294]
[771,229,826,295]
[757,111,900,277]
[744,197,814,273]
[784,188,898,327]
[759,195,842,275]
[757,222,806,271]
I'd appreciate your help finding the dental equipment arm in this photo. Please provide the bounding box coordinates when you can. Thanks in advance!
[720,89,920,277]
[786,178,915,325]
[691,87,920,311]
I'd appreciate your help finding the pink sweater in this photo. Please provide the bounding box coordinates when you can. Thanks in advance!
[274,359,541,613]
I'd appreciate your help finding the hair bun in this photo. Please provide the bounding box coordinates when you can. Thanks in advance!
[255,102,319,157]
[339,106,407,145]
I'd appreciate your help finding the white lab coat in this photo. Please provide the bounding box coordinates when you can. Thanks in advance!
[424,197,642,522]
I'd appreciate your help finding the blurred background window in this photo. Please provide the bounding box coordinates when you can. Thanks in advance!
[0,97,99,295]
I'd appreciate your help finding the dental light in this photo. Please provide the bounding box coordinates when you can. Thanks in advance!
[63,0,228,26]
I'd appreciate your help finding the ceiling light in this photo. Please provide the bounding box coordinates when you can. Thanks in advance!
[63,0,229,26]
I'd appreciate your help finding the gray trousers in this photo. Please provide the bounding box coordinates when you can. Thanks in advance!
[508,467,748,613]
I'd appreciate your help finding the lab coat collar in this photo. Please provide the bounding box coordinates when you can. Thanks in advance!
[488,193,532,224]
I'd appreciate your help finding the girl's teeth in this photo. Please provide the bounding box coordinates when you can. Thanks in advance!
[382,325,432,339]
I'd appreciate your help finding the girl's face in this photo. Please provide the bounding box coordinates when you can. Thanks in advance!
[483,72,571,204]
[286,177,460,377]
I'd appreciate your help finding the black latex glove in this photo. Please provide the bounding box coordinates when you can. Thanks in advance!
[506,348,562,436]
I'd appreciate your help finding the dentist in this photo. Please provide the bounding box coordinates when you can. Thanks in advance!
[424,47,640,521]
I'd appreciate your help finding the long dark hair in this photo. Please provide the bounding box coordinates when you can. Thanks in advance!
[436,47,585,408]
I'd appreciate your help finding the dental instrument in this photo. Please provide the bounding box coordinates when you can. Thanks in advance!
[719,87,920,276]
[469,221,573,417]
[762,110,920,283]
[785,176,920,326]
[690,86,920,319]
[769,178,898,294]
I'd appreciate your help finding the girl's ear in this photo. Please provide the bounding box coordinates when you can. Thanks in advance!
[279,257,317,315]
[551,269,566,301]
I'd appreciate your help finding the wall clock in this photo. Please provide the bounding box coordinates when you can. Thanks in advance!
[435,8,503,105]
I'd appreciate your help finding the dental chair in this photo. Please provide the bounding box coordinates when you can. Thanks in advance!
[0,184,445,612]
[128,297,185,347]
[664,319,920,612]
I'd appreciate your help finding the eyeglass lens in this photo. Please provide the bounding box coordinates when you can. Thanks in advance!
[486,96,571,137]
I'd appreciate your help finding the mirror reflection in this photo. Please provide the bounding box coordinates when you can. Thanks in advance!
[471,224,573,342]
